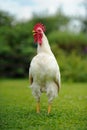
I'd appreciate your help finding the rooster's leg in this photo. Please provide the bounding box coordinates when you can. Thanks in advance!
[36,102,40,113]
[48,103,52,114]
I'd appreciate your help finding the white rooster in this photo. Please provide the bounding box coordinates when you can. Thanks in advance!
[29,23,61,114]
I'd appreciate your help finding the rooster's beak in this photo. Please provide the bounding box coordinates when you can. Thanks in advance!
[32,30,36,35]
[32,30,35,33]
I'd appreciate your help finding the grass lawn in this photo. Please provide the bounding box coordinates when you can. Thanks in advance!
[0,79,87,130]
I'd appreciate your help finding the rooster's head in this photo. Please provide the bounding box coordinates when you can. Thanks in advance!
[32,23,46,45]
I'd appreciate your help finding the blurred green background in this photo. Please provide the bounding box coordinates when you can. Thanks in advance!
[0,5,87,82]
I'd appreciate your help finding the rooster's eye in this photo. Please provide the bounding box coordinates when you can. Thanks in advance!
[38,29,41,32]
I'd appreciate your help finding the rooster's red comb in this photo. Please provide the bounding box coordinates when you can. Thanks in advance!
[33,23,46,32]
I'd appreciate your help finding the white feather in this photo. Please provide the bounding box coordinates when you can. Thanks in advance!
[29,33,61,103]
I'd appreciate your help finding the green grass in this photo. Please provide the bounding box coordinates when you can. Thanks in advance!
[0,79,87,130]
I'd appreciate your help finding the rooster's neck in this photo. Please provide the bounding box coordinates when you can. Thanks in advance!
[37,33,53,55]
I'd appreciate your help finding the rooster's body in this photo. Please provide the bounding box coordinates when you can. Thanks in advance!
[29,23,61,114]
